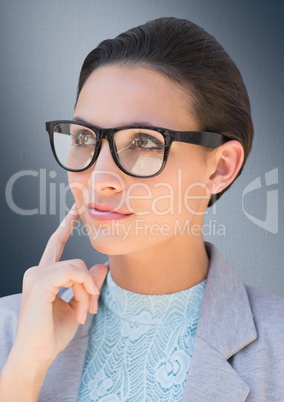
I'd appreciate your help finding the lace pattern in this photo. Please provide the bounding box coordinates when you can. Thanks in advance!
[77,272,206,401]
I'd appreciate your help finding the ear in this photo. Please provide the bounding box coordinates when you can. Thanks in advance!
[208,140,244,195]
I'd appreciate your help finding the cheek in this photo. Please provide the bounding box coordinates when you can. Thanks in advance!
[158,150,210,211]
[68,171,89,208]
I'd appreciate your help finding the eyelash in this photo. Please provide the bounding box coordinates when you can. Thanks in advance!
[71,131,96,145]
[129,134,164,149]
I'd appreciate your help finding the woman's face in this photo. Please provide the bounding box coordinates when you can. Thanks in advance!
[70,65,213,256]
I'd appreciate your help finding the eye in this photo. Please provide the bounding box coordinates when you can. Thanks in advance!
[71,130,96,146]
[129,133,164,150]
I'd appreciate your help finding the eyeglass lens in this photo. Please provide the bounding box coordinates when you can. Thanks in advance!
[52,123,165,176]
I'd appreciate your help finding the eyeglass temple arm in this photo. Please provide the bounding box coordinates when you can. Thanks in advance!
[174,131,227,148]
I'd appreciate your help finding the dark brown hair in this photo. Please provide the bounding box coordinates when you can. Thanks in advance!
[76,17,254,206]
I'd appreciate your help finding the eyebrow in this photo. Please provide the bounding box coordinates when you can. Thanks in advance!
[73,116,157,129]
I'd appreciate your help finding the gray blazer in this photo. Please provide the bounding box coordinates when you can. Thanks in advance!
[1,243,284,401]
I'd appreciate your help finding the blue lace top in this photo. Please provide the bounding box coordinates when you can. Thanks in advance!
[77,272,206,401]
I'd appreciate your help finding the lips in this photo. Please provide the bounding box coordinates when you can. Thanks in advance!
[87,203,133,221]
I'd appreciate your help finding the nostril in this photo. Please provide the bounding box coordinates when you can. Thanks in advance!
[88,170,126,193]
[99,185,116,191]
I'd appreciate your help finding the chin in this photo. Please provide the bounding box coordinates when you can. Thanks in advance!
[86,230,133,256]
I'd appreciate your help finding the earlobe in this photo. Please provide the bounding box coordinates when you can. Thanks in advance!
[209,140,244,195]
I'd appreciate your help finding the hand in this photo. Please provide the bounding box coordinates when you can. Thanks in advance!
[0,203,108,400]
[10,203,108,366]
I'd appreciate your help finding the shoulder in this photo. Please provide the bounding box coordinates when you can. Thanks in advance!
[245,284,284,340]
[0,293,22,369]
[231,285,284,395]
[0,293,22,331]
[205,243,284,377]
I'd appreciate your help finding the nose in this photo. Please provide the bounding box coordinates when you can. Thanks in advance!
[88,140,125,194]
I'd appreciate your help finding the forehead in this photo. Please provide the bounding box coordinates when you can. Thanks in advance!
[74,65,200,131]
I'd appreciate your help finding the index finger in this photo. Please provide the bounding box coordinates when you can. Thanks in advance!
[39,203,79,266]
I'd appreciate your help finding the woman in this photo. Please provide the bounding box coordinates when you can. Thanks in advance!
[0,17,283,402]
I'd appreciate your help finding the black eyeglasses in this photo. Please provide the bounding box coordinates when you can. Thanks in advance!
[45,120,228,178]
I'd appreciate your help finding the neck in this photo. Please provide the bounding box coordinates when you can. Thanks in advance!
[109,236,209,295]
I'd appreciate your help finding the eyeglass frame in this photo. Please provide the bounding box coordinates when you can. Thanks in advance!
[45,120,229,178]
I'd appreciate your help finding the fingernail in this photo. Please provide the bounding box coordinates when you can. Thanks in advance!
[80,311,87,325]
[91,299,98,314]
[71,202,77,211]
[90,283,100,295]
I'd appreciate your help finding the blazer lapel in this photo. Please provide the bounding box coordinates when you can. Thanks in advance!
[182,243,257,402]
[39,243,257,401]
[181,337,250,402]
